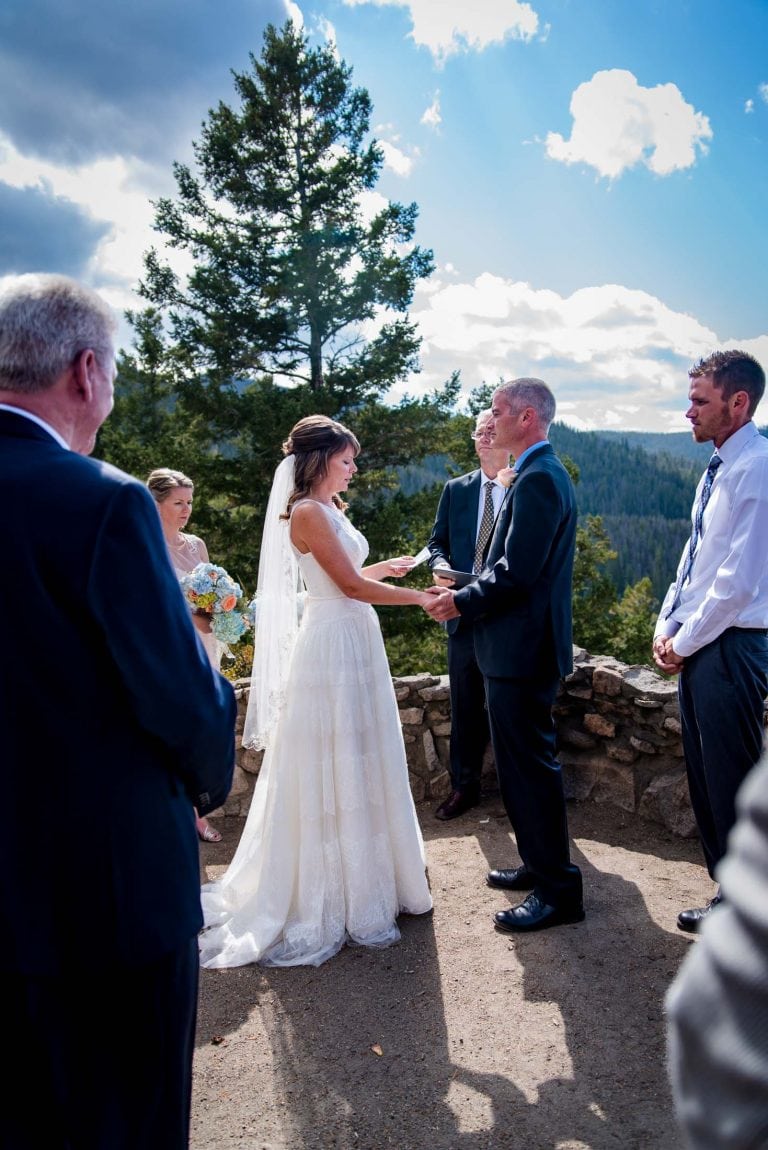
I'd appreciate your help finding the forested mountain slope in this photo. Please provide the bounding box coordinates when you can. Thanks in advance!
[399,426,702,602]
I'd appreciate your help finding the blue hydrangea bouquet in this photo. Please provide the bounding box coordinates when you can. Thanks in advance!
[179,562,251,645]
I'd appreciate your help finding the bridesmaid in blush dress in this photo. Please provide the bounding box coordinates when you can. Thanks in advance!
[147,467,224,843]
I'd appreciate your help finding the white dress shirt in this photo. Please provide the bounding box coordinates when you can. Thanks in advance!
[655,422,768,656]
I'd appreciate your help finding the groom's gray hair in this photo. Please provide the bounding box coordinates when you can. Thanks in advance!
[498,377,556,433]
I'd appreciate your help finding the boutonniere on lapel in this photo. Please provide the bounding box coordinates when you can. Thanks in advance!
[497,467,518,489]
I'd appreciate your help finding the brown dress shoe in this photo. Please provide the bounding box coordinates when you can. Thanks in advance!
[434,788,480,821]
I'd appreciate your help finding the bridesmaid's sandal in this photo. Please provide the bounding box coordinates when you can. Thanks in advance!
[198,823,223,843]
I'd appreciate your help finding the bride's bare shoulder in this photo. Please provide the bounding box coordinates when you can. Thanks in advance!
[290,499,337,547]
[291,499,336,520]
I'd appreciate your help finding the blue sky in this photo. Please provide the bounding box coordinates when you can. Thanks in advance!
[1,0,766,432]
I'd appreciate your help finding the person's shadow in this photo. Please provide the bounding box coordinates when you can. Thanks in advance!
[193,798,697,1149]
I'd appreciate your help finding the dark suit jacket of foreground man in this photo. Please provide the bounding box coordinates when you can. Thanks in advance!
[0,410,237,1146]
[454,442,582,909]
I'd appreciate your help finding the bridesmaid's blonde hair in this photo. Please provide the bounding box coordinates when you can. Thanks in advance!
[146,468,194,504]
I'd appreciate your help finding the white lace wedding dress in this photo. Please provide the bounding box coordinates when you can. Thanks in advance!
[199,502,433,968]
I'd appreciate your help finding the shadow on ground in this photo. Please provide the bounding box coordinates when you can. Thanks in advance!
[192,794,707,1149]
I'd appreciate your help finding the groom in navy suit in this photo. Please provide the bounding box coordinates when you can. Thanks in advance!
[0,274,236,1148]
[426,378,583,932]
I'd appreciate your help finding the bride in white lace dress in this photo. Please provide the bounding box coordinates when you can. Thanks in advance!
[199,415,434,968]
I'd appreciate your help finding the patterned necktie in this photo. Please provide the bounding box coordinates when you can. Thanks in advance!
[666,453,722,617]
[473,481,496,574]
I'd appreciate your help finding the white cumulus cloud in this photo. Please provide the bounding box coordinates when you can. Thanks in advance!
[392,270,764,432]
[545,69,712,179]
[342,0,539,62]
[421,92,442,130]
[379,140,414,176]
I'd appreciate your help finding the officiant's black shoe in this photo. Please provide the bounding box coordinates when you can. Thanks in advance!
[435,788,480,821]
[487,866,535,892]
[494,892,585,934]
[677,892,723,934]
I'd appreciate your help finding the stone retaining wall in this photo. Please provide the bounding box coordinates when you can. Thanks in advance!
[219,648,763,839]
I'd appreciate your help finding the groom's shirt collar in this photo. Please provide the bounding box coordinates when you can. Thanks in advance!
[513,439,549,472]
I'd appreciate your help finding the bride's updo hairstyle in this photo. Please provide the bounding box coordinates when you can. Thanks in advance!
[282,414,360,518]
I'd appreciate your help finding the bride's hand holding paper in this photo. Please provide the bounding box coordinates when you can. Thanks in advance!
[387,555,417,578]
[362,554,416,580]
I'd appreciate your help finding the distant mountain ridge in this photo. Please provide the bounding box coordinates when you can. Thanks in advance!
[591,429,711,464]
[592,425,768,464]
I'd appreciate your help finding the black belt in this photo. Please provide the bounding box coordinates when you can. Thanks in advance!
[731,627,768,635]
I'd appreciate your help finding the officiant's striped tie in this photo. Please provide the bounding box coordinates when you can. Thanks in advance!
[473,481,495,574]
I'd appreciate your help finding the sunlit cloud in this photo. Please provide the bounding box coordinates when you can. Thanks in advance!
[342,0,540,63]
[421,92,442,130]
[545,69,712,179]
[389,270,767,432]
[285,1,304,28]
[314,14,337,52]
[380,140,414,176]
[760,82,768,104]
[0,130,192,343]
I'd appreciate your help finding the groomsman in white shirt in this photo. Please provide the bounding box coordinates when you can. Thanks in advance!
[653,349,768,933]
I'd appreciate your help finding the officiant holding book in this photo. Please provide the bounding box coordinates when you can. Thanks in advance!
[427,409,511,820]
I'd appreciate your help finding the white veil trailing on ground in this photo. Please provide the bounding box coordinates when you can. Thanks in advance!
[242,454,306,751]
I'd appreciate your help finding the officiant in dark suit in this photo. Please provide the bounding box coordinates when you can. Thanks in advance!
[0,273,237,1149]
[427,409,511,820]
[425,378,583,933]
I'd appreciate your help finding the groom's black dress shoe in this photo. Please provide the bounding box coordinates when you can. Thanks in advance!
[677,892,723,934]
[487,866,535,892]
[435,788,480,821]
[494,892,585,934]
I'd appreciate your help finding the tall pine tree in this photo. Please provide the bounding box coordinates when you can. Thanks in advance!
[139,20,434,396]
[105,20,456,601]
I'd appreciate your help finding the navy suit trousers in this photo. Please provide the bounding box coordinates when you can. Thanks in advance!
[485,674,582,908]
[4,937,200,1150]
[447,624,490,790]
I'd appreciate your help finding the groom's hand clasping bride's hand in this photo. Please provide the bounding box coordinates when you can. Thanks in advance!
[423,586,460,621]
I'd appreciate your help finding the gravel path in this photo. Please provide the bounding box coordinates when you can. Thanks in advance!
[192,793,709,1150]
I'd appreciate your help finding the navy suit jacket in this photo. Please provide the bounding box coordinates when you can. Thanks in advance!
[454,444,576,681]
[0,411,237,975]
[427,469,483,636]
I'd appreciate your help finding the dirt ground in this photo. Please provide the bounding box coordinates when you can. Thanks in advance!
[191,790,712,1150]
